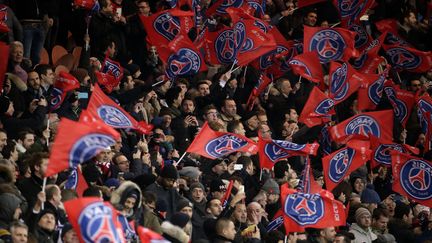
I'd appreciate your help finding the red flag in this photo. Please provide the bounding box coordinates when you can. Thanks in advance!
[221,180,234,208]
[137,226,169,243]
[101,57,123,83]
[205,0,243,16]
[328,61,363,104]
[417,94,432,137]
[370,135,418,168]
[349,23,373,52]
[0,42,8,93]
[50,71,80,111]
[186,122,258,159]
[246,73,272,111]
[0,5,9,33]
[299,86,335,128]
[329,110,394,143]
[46,118,120,177]
[158,34,207,79]
[391,152,432,207]
[64,197,126,243]
[258,136,319,170]
[333,0,375,27]
[289,51,323,84]
[87,84,154,134]
[375,19,410,46]
[280,184,346,233]
[352,32,386,74]
[266,209,284,231]
[384,82,415,127]
[202,26,237,65]
[357,72,386,111]
[298,0,326,8]
[299,156,322,194]
[73,0,98,10]
[140,9,194,47]
[227,8,276,66]
[383,44,432,73]
[64,167,88,197]
[304,26,358,64]
[95,71,118,94]
[322,144,371,191]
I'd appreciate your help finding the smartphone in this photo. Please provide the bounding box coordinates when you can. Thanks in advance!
[116,8,122,17]
[117,172,124,179]
[238,185,244,194]
[234,164,243,171]
[78,92,88,99]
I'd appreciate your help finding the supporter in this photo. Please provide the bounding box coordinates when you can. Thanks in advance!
[141,191,162,234]
[241,111,260,138]
[9,221,28,243]
[227,120,246,136]
[161,212,190,243]
[349,207,377,243]
[206,198,223,219]
[220,98,241,123]
[372,208,395,240]
[60,223,79,243]
[7,41,28,83]
[214,217,237,243]
[388,202,416,242]
[33,64,54,96]
[110,181,142,221]
[31,208,57,243]
[0,193,22,241]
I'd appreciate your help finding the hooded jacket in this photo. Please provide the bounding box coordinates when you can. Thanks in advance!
[0,192,21,241]
[110,181,142,220]
[161,221,189,243]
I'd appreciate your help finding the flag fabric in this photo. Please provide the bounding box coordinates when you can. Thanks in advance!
[202,26,238,65]
[328,61,363,104]
[333,0,376,27]
[357,72,386,111]
[0,5,9,33]
[186,122,258,159]
[349,23,373,52]
[205,0,243,16]
[391,152,432,207]
[304,26,358,64]
[0,41,8,93]
[289,51,323,84]
[280,184,346,233]
[375,19,410,46]
[46,118,120,177]
[383,44,432,73]
[246,73,272,111]
[73,0,98,10]
[258,137,319,170]
[384,82,415,127]
[87,84,154,134]
[140,9,194,47]
[322,143,371,191]
[118,215,137,241]
[227,8,276,66]
[158,34,207,79]
[50,71,80,111]
[101,57,124,83]
[221,180,234,208]
[64,197,126,243]
[95,71,119,94]
[416,94,432,134]
[137,226,169,243]
[352,32,386,74]
[64,167,89,197]
[298,156,322,194]
[329,110,394,144]
[370,135,418,167]
[299,86,335,127]
[319,125,333,155]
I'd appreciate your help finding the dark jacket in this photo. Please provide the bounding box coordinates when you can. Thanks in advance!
[145,181,183,219]
[16,172,44,209]
[0,192,22,241]
[388,219,416,243]
[1,105,47,139]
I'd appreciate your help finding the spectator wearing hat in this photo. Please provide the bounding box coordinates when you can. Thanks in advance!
[188,182,207,240]
[0,193,22,242]
[349,207,377,243]
[61,223,79,243]
[361,186,381,212]
[261,179,280,219]
[202,158,228,189]
[145,164,183,219]
[241,111,260,139]
[31,208,57,243]
[110,181,142,221]
[161,212,190,243]
[208,178,227,200]
[388,202,416,242]
[176,198,193,238]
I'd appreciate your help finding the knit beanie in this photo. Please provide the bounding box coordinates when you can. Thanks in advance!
[176,198,193,212]
[262,178,280,195]
[355,207,371,223]
[160,164,179,180]
[170,212,190,228]
[360,188,381,204]
[190,182,205,192]
[179,166,201,181]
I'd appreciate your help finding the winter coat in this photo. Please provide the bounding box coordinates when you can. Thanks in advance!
[145,182,183,219]
[349,223,377,243]
[110,181,142,221]
[161,221,189,243]
[0,192,21,241]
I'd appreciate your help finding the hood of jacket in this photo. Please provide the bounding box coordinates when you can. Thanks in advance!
[161,221,189,243]
[110,180,142,210]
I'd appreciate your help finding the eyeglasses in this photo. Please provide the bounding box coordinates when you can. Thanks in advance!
[206,111,219,116]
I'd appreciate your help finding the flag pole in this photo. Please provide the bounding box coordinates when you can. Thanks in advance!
[41,177,47,210]
[330,22,341,28]
[46,118,50,147]
[174,152,188,166]
[229,59,238,72]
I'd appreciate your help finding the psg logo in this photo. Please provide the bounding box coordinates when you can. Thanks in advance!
[345,115,380,137]
[259,46,289,69]
[352,52,367,69]
[289,59,312,76]
[167,48,201,78]
[374,144,404,166]
[350,24,369,49]
[205,135,248,158]
[315,98,335,115]
[400,159,432,200]
[215,29,237,64]
[273,140,306,151]
[70,134,115,168]
[97,105,133,128]
[248,1,265,16]
[50,88,63,110]
[78,202,123,243]
[65,169,78,189]
[253,19,268,33]
[385,87,408,123]
[417,99,432,132]
[284,193,324,225]
[310,29,346,63]
[368,75,385,105]
[153,13,180,41]
[217,0,244,14]
[386,47,421,70]
[330,63,349,101]
[328,148,354,183]
[264,144,290,162]
[338,0,361,17]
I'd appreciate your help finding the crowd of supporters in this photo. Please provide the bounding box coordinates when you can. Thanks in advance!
[0,0,432,243]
